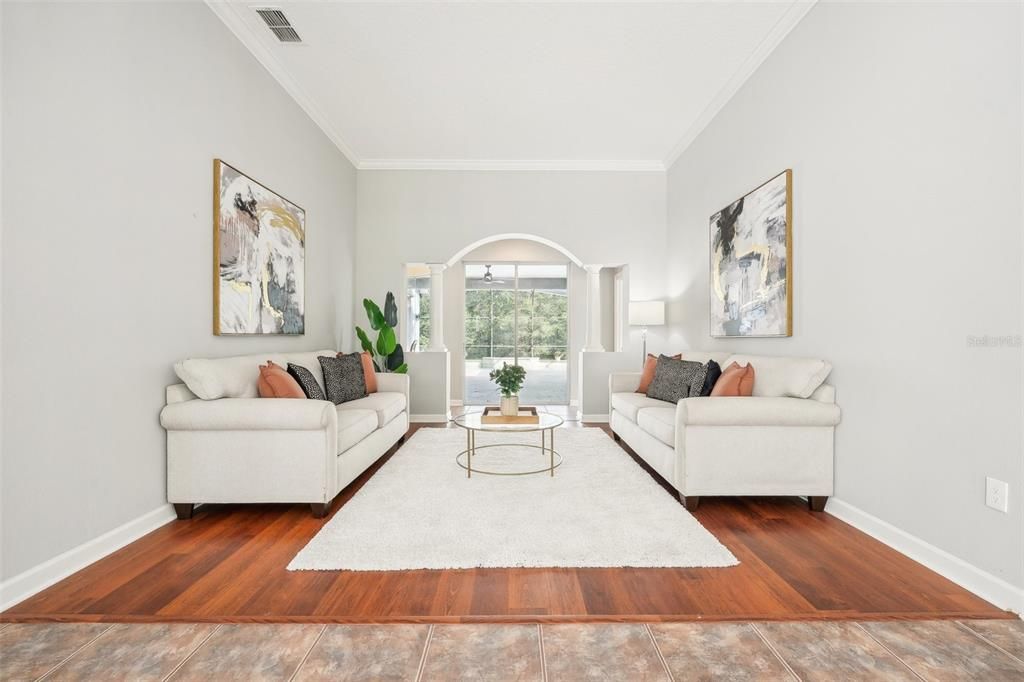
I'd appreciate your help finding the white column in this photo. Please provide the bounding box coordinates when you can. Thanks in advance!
[427,263,447,352]
[583,264,605,352]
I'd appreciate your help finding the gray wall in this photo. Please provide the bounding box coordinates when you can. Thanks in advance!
[1,2,357,578]
[354,169,668,336]
[666,1,1023,588]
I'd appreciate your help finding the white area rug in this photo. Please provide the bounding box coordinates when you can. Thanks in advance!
[288,427,738,571]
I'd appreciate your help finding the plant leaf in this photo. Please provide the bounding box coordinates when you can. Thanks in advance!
[363,298,386,331]
[355,326,374,354]
[490,361,526,396]
[386,344,405,371]
[383,291,398,327]
[392,363,408,374]
[376,325,397,357]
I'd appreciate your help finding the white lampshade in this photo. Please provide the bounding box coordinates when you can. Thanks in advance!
[629,300,665,326]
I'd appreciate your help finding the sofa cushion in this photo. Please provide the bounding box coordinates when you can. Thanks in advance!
[646,356,707,403]
[725,354,832,398]
[288,363,327,401]
[336,391,406,428]
[711,362,755,397]
[611,392,669,423]
[637,407,676,447]
[699,360,723,397]
[637,353,680,393]
[358,352,377,393]
[336,409,378,453]
[174,350,336,400]
[319,354,368,404]
[258,361,306,399]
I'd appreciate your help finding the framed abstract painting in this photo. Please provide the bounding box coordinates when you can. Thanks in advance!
[213,159,305,335]
[709,169,792,338]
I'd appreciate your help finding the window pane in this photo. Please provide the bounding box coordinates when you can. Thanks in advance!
[489,345,515,359]
[464,317,491,348]
[405,264,431,351]
[464,289,493,318]
[464,262,568,405]
[517,264,568,405]
[491,316,515,347]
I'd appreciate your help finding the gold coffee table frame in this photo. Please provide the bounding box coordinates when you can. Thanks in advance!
[452,412,564,477]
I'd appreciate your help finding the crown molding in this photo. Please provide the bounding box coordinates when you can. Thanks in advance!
[204,1,360,167]
[357,159,665,172]
[662,0,818,169]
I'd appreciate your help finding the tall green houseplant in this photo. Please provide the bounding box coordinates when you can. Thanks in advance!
[356,292,408,374]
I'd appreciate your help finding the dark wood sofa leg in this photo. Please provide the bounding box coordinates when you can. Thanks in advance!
[808,496,829,512]
[173,503,194,520]
[612,431,620,442]
[679,494,700,512]
[310,502,330,518]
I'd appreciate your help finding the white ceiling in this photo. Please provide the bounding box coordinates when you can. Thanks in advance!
[209,1,815,170]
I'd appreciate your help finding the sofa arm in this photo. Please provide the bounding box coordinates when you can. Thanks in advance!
[160,398,337,431]
[810,383,836,404]
[677,397,841,427]
[609,372,642,394]
[375,373,410,404]
[166,383,197,404]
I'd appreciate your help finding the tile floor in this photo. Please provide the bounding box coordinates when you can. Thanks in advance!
[1,619,1022,681]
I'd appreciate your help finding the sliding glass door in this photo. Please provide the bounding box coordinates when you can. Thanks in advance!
[464,263,568,405]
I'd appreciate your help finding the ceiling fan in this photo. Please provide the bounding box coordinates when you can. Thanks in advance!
[482,265,506,284]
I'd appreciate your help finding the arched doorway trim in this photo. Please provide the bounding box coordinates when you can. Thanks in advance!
[444,233,584,267]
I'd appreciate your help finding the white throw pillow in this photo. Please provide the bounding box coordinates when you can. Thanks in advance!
[724,354,832,399]
[174,350,336,400]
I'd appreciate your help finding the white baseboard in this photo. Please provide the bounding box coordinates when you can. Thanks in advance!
[827,498,1024,614]
[0,504,178,612]
[410,414,450,423]
[582,414,609,423]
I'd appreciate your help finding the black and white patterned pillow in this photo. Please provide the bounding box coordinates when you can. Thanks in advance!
[699,360,723,397]
[287,363,326,401]
[318,354,367,405]
[646,355,708,404]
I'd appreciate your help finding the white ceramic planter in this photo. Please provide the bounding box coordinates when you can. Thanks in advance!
[500,395,520,417]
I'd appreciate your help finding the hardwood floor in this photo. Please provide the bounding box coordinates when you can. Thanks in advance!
[1,423,1012,624]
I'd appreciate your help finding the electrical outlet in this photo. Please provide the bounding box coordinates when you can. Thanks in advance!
[986,477,1009,513]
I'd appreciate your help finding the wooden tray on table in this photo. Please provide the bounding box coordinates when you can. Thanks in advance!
[480,406,541,424]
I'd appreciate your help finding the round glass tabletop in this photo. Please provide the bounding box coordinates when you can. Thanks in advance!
[452,411,564,432]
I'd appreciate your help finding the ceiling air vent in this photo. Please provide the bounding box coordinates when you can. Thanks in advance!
[255,7,302,43]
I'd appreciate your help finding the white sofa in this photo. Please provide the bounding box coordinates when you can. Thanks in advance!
[609,351,840,512]
[160,349,409,519]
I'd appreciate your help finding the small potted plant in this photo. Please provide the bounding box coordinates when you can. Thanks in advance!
[489,362,527,416]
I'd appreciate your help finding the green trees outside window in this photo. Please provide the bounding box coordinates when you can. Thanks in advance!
[464,288,568,360]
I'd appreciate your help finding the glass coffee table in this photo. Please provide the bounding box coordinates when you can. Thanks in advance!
[452,411,564,477]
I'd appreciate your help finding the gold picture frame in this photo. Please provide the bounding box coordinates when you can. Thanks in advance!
[213,159,306,335]
[709,169,792,338]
